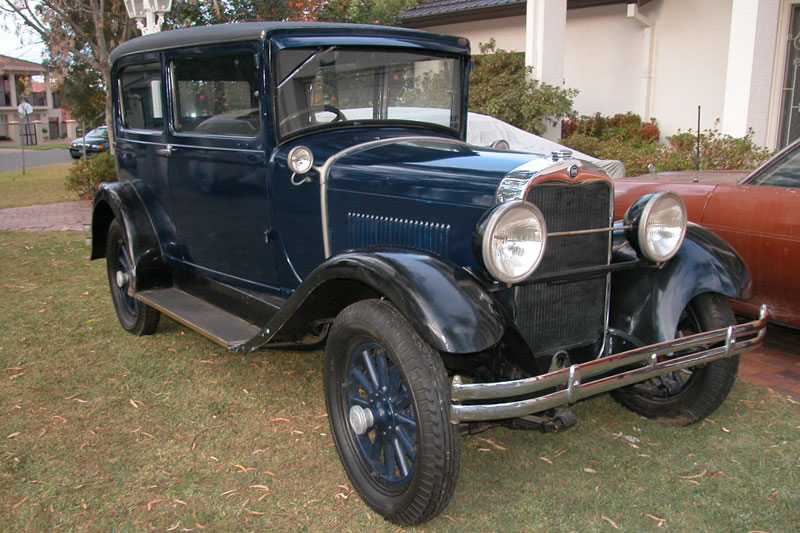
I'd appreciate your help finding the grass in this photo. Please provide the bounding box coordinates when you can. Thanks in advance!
[0,163,75,208]
[1,230,798,531]
[0,142,72,150]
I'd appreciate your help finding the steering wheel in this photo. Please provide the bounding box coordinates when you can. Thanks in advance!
[279,104,346,130]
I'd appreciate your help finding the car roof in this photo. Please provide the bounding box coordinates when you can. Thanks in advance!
[110,22,469,64]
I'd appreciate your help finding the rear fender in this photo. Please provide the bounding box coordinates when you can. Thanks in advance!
[609,223,751,347]
[91,181,173,292]
[235,248,507,354]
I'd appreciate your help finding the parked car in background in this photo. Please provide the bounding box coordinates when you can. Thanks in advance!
[69,126,109,159]
[466,112,626,179]
[91,22,767,526]
[615,139,799,326]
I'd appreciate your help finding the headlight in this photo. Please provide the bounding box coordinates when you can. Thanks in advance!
[287,146,314,174]
[625,191,687,262]
[477,200,547,283]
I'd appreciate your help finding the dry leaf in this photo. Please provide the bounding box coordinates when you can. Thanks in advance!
[682,479,701,485]
[601,515,619,529]
[678,469,707,479]
[249,485,270,491]
[583,467,597,474]
[6,432,20,439]
[245,508,266,515]
[263,470,276,476]
[234,464,255,473]
[147,498,166,511]
[13,496,28,508]
[270,417,291,423]
[539,457,553,465]
[477,437,506,450]
[336,484,350,491]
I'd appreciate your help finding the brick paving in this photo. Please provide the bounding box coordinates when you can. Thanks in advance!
[0,200,91,231]
[0,199,796,398]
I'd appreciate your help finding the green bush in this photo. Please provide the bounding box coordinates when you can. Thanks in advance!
[561,113,773,176]
[470,40,578,135]
[64,151,117,199]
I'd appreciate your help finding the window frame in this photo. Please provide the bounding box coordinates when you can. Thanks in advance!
[117,56,166,136]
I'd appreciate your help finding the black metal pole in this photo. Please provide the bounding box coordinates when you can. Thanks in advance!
[696,105,701,171]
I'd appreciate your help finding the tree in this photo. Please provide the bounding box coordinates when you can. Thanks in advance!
[1,0,135,149]
[56,60,106,127]
[469,40,577,136]
[314,0,420,25]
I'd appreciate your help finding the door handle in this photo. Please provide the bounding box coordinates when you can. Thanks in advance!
[158,144,174,157]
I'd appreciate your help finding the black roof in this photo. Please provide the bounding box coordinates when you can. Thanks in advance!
[110,21,466,63]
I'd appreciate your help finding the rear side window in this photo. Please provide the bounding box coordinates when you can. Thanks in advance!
[119,62,164,131]
[172,53,259,137]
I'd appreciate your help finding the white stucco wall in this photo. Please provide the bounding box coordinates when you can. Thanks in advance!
[422,15,526,54]
[564,5,644,120]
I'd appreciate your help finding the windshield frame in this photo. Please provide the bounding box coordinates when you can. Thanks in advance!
[271,45,468,144]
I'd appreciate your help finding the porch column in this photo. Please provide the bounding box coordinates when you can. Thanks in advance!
[45,74,54,109]
[525,0,567,140]
[721,0,779,147]
[9,73,17,108]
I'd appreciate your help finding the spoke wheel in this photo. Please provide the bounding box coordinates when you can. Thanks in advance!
[612,293,738,425]
[105,220,160,336]
[325,300,459,525]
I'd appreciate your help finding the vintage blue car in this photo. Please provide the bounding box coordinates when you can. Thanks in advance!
[91,22,767,525]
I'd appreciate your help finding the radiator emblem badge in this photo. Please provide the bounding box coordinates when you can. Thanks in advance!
[568,164,579,178]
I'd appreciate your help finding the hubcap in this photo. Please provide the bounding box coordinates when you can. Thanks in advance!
[115,270,129,288]
[346,342,416,484]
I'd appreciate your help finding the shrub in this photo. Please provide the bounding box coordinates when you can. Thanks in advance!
[470,39,578,135]
[65,151,117,199]
[561,113,773,176]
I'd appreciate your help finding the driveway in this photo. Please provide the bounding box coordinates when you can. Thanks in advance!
[0,147,73,172]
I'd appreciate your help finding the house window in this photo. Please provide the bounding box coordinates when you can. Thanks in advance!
[779,5,800,147]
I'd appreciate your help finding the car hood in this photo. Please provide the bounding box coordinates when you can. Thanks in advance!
[327,137,552,208]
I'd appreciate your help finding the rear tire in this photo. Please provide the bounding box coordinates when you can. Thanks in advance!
[105,219,160,335]
[324,299,459,525]
[612,293,738,425]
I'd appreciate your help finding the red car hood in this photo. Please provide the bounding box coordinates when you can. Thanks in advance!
[617,170,751,186]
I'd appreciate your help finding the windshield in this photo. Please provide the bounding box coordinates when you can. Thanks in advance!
[275,47,464,139]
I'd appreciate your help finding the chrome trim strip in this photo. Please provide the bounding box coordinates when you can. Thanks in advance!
[547,225,630,238]
[449,306,768,422]
[116,138,166,147]
[318,136,471,258]
[166,142,264,154]
[496,158,588,204]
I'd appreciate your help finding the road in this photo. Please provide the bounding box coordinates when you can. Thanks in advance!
[0,147,74,172]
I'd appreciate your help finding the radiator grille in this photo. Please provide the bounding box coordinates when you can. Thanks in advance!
[516,180,611,357]
[347,212,450,255]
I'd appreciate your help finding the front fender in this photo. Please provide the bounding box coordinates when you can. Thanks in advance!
[236,248,506,354]
[609,223,751,347]
[91,181,172,292]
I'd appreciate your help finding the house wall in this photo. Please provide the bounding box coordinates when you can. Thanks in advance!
[422,15,527,54]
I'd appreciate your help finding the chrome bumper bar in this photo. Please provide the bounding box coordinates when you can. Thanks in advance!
[450,306,768,422]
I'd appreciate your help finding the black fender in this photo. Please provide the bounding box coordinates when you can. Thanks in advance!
[609,222,751,348]
[233,248,507,354]
[91,181,173,292]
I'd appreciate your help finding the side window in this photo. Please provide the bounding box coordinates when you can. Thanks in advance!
[750,146,800,188]
[119,62,164,131]
[172,53,259,137]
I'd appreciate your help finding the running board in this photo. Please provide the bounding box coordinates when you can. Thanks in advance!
[137,288,261,348]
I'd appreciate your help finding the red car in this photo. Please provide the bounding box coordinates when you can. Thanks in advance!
[615,141,800,327]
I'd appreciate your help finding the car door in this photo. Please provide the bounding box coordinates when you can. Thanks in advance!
[701,150,800,323]
[165,45,280,291]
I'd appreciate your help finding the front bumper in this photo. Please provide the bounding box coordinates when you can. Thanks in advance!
[450,306,768,422]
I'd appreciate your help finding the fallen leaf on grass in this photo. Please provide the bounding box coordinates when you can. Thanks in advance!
[141,432,155,439]
[583,468,597,474]
[13,496,28,508]
[249,485,270,491]
[477,437,506,450]
[173,499,187,506]
[270,417,291,423]
[263,471,276,476]
[6,432,20,439]
[646,514,666,527]
[336,484,350,491]
[539,457,553,465]
[129,399,144,408]
[245,508,266,515]
[334,492,348,500]
[234,464,256,473]
[221,490,237,497]
[166,522,181,531]
[678,469,707,479]
[709,471,725,477]
[147,498,166,511]
[313,413,328,419]
[722,427,731,433]
[601,515,619,529]
[193,510,207,529]
[681,479,701,485]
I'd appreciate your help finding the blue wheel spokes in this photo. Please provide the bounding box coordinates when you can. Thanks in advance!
[346,341,416,485]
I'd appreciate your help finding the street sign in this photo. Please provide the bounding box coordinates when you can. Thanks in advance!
[18,102,33,117]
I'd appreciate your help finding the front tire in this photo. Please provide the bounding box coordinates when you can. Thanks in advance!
[324,299,459,526]
[105,219,160,336]
[612,293,738,425]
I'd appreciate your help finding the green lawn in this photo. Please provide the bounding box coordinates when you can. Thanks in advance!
[0,163,75,208]
[1,231,798,531]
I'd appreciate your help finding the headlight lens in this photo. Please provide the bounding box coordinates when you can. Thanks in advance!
[636,191,687,262]
[481,200,547,283]
[287,146,314,174]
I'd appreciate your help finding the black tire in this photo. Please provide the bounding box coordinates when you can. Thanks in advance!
[70,152,81,159]
[612,293,738,426]
[105,219,160,335]
[324,299,459,526]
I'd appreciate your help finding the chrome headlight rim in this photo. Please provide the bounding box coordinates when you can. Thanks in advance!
[635,190,687,263]
[287,145,314,174]
[480,200,548,284]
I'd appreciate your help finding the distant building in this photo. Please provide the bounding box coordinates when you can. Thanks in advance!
[397,0,794,150]
[0,54,68,143]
